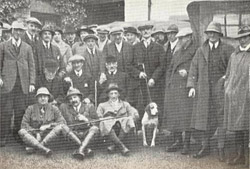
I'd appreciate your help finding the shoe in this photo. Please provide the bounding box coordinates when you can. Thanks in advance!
[181,144,190,155]
[218,148,225,162]
[107,145,116,154]
[72,150,85,160]
[44,149,52,158]
[166,140,182,152]
[121,147,130,156]
[228,145,244,165]
[193,147,210,159]
[85,148,94,157]
[25,147,35,154]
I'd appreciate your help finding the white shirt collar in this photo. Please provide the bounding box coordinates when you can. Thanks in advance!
[74,69,83,77]
[74,102,82,112]
[209,41,219,50]
[12,37,21,47]
[109,69,117,75]
[142,37,152,48]
[115,41,123,53]
[239,43,250,52]
[98,38,108,51]
[87,47,96,55]
[26,31,35,41]
[42,40,51,49]
[170,39,178,51]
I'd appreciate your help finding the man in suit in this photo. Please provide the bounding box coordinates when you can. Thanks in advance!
[127,24,165,128]
[60,88,99,160]
[99,55,128,103]
[96,26,111,51]
[34,24,65,83]
[0,21,36,146]
[64,24,77,48]
[124,26,140,46]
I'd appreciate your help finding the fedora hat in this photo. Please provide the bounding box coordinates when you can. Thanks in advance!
[165,24,178,33]
[176,27,193,38]
[233,25,250,39]
[66,87,83,100]
[124,26,139,35]
[39,24,55,36]
[205,21,223,35]
[83,34,98,42]
[11,20,26,30]
[76,25,95,36]
[54,26,63,35]
[68,54,85,63]
[35,87,52,99]
[26,17,42,27]
[106,83,122,93]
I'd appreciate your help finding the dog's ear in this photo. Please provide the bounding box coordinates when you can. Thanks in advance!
[145,104,151,114]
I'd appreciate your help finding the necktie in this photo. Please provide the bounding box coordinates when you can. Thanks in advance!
[40,106,45,114]
[111,72,114,76]
[45,43,49,49]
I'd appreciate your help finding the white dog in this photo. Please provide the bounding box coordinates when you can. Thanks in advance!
[141,102,159,147]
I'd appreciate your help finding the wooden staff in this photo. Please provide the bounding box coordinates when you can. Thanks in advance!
[94,80,97,110]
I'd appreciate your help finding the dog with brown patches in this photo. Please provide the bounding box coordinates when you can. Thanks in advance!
[141,102,159,147]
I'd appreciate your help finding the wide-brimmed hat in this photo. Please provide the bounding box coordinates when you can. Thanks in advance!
[68,54,85,63]
[109,27,124,35]
[83,34,98,42]
[39,24,55,36]
[54,26,63,35]
[26,17,42,27]
[176,27,193,38]
[64,24,76,34]
[11,21,26,30]
[138,24,154,31]
[124,26,139,35]
[165,24,178,34]
[106,83,122,93]
[66,87,83,99]
[204,21,223,36]
[151,29,165,36]
[76,25,95,36]
[35,87,52,99]
[233,25,250,39]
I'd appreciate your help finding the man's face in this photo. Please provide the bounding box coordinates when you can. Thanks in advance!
[66,33,76,42]
[125,32,136,44]
[37,94,49,105]
[180,35,192,45]
[141,28,152,39]
[98,33,107,42]
[167,32,177,42]
[111,33,123,44]
[42,31,52,43]
[80,31,89,41]
[86,38,96,49]
[27,22,39,36]
[72,60,84,71]
[2,31,12,41]
[108,90,119,101]
[69,94,81,107]
[53,31,62,43]
[239,35,250,48]
[158,33,165,41]
[106,62,117,72]
[44,68,58,82]
[206,32,220,43]
[12,28,24,40]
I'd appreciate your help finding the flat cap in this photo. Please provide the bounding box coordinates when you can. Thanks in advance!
[109,27,124,35]
[165,24,179,33]
[83,34,98,42]
[68,54,85,62]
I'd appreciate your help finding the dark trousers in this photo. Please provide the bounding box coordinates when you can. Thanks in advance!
[0,75,27,141]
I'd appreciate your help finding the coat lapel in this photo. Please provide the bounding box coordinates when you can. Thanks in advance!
[7,41,18,58]
[201,42,209,62]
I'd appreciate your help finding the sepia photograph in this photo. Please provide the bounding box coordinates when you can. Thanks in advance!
[0,0,250,168]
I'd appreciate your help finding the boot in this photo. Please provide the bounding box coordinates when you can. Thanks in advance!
[181,131,191,155]
[193,137,210,159]
[166,132,182,152]
[109,129,130,156]
[218,148,225,162]
[107,144,116,153]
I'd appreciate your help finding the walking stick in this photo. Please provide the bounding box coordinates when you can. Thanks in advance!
[94,80,97,110]
[141,63,152,103]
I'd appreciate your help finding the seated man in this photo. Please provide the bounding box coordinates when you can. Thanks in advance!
[99,55,128,103]
[60,87,99,160]
[18,87,68,157]
[96,83,139,156]
[64,54,94,104]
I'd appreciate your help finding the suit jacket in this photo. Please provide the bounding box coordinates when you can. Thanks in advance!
[21,32,38,49]
[82,47,105,80]
[0,40,35,94]
[103,40,133,74]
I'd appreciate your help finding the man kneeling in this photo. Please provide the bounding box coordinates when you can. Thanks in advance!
[19,87,68,157]
[97,83,139,156]
[60,87,99,160]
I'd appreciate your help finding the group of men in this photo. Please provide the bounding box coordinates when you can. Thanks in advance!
[0,16,249,167]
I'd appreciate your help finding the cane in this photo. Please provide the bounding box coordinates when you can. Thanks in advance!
[141,63,152,103]
[94,80,97,110]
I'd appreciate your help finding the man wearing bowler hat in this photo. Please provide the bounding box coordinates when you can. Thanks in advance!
[64,24,77,47]
[60,87,99,160]
[124,26,140,45]
[187,21,234,159]
[0,20,36,146]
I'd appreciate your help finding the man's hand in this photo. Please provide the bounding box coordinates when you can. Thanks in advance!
[64,77,73,87]
[99,73,107,84]
[58,71,65,78]
[29,85,35,93]
[148,78,155,87]
[179,69,187,77]
[84,98,91,104]
[39,124,51,131]
[77,114,89,122]
[139,72,147,79]
[0,78,3,87]
[188,88,195,98]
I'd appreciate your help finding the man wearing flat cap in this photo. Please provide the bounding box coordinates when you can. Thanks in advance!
[151,29,166,46]
[60,87,99,160]
[124,26,140,46]
[127,24,165,128]
[162,27,197,155]
[187,21,234,159]
[223,23,250,167]
[97,26,111,51]
[34,24,65,84]
[0,20,36,146]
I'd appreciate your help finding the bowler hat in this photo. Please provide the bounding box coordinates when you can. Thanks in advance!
[165,24,178,34]
[106,83,122,93]
[83,34,98,42]
[64,24,76,34]
[54,26,63,35]
[26,17,42,27]
[11,21,26,30]
[68,54,85,63]
[39,24,55,36]
[138,24,154,31]
[176,27,193,38]
[44,59,59,73]
[233,25,250,39]
[35,87,52,99]
[205,21,223,36]
[66,87,83,99]
[109,27,124,35]
[124,27,139,35]
[106,56,117,63]
[76,25,95,36]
